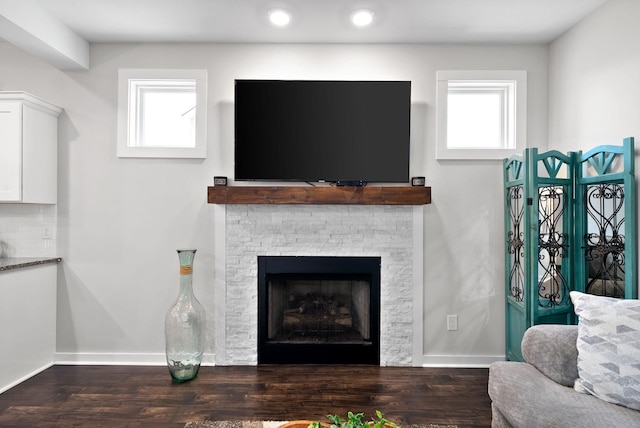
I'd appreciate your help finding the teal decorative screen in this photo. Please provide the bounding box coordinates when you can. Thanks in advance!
[575,141,637,299]
[503,138,636,362]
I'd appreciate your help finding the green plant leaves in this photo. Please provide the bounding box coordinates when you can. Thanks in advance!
[308,411,398,428]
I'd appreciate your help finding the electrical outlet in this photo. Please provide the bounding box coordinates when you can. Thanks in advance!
[447,314,458,331]
[43,227,52,239]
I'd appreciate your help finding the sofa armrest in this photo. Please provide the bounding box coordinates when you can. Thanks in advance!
[521,324,578,387]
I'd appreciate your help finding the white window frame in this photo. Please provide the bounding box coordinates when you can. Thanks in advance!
[436,70,527,160]
[117,69,207,158]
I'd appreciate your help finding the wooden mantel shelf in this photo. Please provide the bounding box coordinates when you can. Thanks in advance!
[207,185,431,205]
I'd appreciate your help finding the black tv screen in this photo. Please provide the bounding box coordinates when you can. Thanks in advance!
[234,80,411,183]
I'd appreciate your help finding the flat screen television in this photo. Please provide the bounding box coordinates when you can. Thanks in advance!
[234,79,411,183]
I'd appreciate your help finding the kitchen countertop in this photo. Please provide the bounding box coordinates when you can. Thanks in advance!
[0,257,62,272]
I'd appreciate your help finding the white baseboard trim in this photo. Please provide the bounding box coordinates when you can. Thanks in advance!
[420,354,505,368]
[54,352,216,366]
[52,352,502,368]
[0,362,54,394]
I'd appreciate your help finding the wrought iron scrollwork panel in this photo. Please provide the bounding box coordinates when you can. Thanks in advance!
[584,183,626,297]
[507,185,525,302]
[538,186,570,308]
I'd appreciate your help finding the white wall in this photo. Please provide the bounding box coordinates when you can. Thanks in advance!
[549,0,640,152]
[0,41,549,365]
[549,0,640,297]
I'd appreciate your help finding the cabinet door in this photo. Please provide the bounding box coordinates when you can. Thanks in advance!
[0,103,22,201]
[0,264,57,393]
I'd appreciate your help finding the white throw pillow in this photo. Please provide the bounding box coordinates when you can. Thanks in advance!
[570,291,640,410]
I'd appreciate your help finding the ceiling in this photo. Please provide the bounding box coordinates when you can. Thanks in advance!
[0,0,609,70]
[34,0,607,44]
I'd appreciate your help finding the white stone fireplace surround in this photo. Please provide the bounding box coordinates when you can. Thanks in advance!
[215,204,423,366]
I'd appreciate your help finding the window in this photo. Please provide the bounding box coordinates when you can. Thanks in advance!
[117,69,207,158]
[436,70,526,160]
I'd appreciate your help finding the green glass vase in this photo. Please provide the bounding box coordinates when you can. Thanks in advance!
[164,249,206,382]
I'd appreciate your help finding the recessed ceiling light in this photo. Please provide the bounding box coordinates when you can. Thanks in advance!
[269,9,292,27]
[351,9,374,27]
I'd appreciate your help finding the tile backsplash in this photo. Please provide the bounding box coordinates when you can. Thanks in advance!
[0,204,56,257]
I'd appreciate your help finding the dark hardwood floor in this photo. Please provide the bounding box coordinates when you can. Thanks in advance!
[0,365,491,428]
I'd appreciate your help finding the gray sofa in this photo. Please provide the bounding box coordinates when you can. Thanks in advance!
[488,324,640,427]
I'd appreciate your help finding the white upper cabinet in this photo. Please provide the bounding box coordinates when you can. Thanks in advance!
[0,92,62,203]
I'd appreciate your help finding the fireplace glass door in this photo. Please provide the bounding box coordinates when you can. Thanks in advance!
[258,256,380,364]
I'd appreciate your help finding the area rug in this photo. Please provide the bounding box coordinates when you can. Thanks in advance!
[184,421,457,428]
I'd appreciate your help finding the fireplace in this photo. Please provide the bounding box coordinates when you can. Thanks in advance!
[258,255,380,364]
[219,204,421,366]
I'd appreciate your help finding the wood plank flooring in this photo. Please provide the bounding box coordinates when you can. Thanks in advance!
[0,365,491,428]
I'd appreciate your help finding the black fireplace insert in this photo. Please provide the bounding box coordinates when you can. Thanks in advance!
[257,256,381,364]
